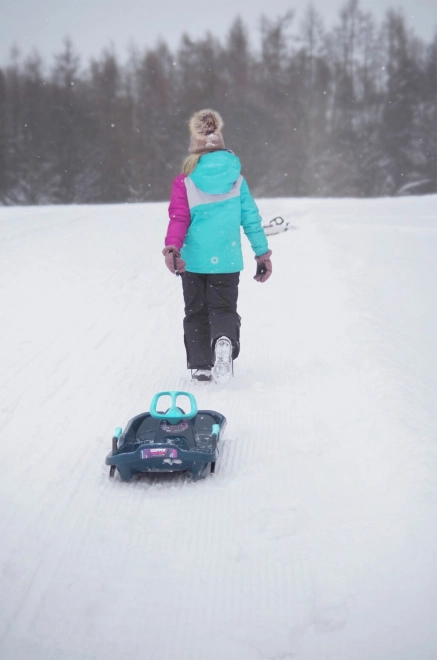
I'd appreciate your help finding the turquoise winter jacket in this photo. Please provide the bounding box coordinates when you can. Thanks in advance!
[167,151,268,274]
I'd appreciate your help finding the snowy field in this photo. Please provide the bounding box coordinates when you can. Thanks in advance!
[0,195,436,660]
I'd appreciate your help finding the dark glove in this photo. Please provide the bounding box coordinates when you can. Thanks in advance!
[163,246,186,275]
[254,249,272,283]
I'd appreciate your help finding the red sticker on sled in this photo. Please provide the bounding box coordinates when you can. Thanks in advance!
[141,448,178,459]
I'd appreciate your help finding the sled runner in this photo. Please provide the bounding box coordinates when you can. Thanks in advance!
[106,391,226,482]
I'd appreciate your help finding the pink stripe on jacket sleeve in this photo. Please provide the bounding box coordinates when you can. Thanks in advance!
[165,174,191,250]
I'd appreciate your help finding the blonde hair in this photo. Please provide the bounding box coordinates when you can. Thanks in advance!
[182,153,202,175]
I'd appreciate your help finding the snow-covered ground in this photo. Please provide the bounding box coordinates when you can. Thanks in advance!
[0,195,436,660]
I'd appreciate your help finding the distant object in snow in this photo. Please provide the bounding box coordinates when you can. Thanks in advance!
[263,216,297,236]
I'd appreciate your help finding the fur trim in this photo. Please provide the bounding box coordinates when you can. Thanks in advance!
[189,109,224,137]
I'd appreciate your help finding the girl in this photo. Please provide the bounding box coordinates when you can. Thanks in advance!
[163,109,272,384]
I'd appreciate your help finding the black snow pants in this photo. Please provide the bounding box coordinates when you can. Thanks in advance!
[181,271,241,369]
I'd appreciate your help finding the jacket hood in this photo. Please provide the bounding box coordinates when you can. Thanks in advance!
[190,150,241,194]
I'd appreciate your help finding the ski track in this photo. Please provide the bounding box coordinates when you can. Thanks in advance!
[0,197,436,659]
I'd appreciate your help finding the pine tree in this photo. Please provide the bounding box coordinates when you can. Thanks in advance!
[381,10,422,193]
[51,39,86,202]
[0,69,7,200]
[88,49,130,202]
[132,42,175,200]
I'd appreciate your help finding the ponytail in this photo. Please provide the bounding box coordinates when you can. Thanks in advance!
[182,153,202,175]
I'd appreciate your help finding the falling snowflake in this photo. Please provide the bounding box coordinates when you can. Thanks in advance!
[210,256,219,265]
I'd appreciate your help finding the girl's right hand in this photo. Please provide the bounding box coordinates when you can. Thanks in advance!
[163,246,186,275]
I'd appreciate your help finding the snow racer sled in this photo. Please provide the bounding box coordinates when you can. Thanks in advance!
[263,216,295,236]
[106,391,226,482]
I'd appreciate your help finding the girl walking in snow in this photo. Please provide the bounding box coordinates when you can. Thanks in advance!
[163,109,272,384]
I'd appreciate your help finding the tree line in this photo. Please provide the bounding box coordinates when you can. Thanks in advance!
[0,0,436,204]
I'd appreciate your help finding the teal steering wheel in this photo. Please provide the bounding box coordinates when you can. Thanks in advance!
[150,391,198,425]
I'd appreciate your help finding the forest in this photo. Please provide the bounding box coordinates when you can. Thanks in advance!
[0,0,436,204]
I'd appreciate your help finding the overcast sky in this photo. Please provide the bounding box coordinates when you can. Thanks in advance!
[0,0,435,66]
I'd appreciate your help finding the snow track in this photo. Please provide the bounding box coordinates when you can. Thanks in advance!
[0,197,436,659]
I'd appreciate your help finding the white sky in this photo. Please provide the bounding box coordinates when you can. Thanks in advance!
[0,0,435,66]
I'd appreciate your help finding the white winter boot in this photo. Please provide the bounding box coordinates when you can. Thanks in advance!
[212,336,233,385]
